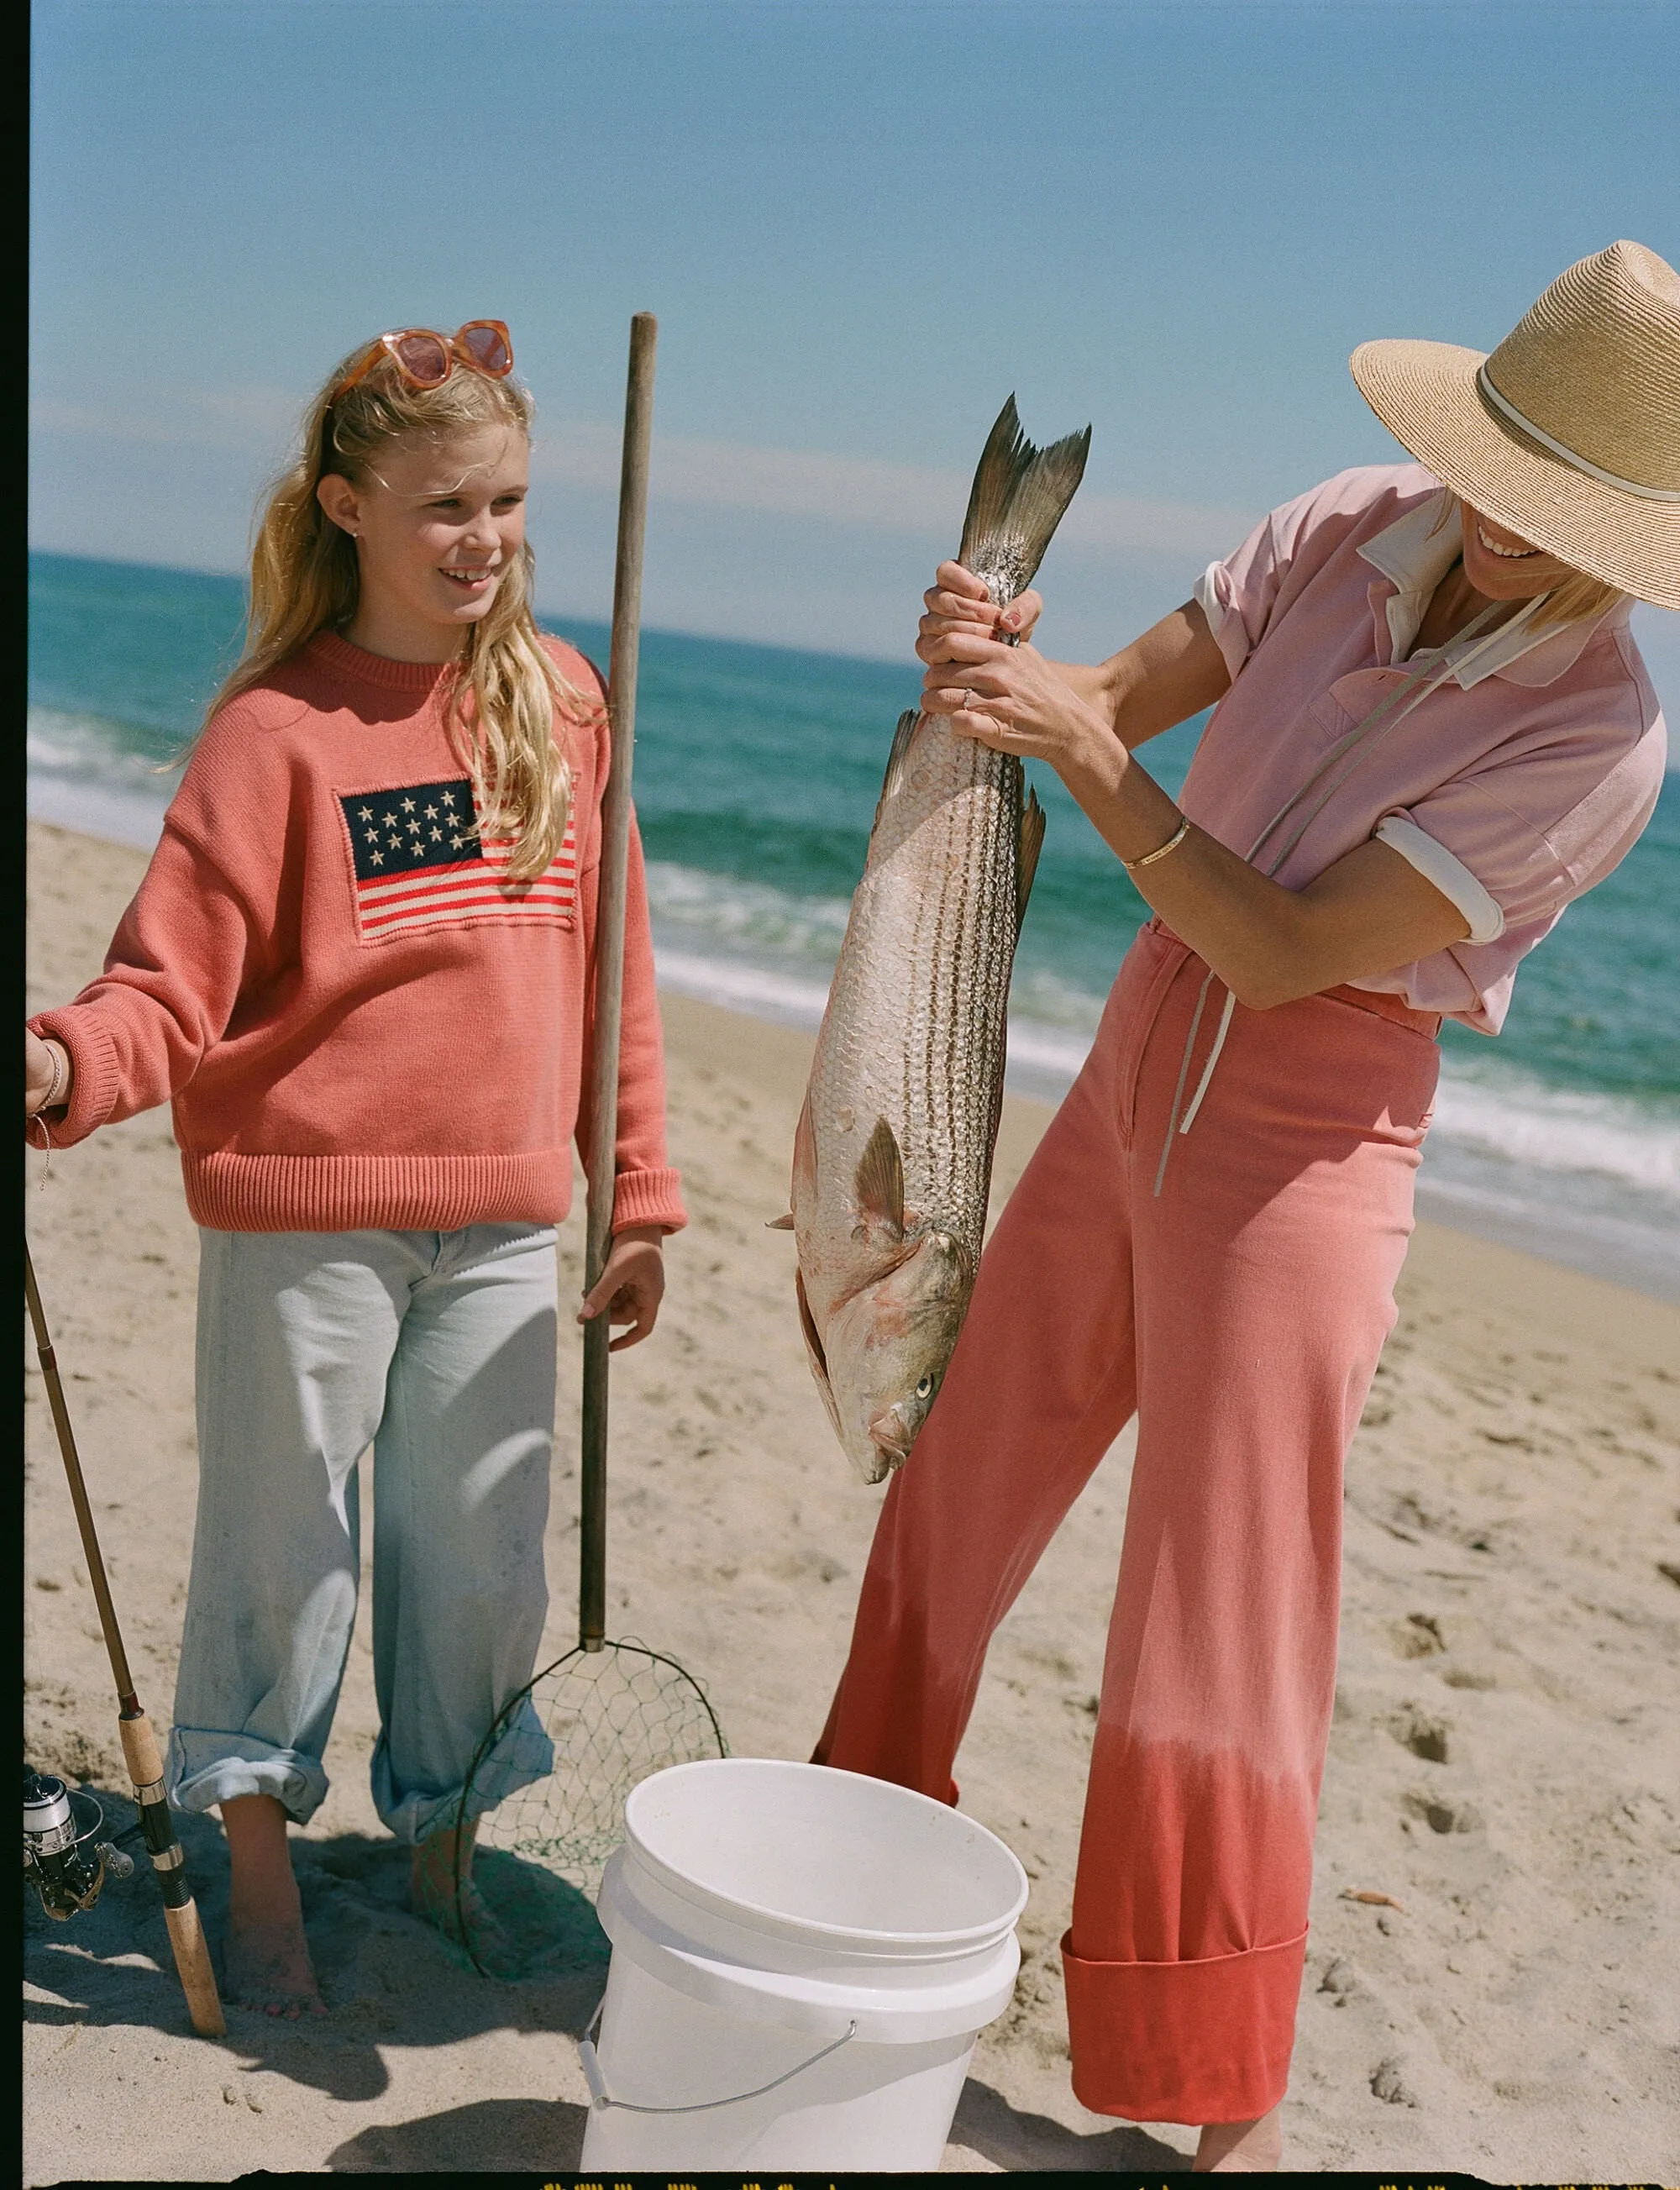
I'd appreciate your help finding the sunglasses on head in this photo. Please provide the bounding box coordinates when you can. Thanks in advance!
[332,320,514,400]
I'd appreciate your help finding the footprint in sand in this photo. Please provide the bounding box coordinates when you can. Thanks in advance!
[1403,1791,1483,1836]
[1389,1704,1451,1762]
[1370,2056,1420,2107]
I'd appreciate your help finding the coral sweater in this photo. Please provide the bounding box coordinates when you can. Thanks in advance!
[30,631,686,1237]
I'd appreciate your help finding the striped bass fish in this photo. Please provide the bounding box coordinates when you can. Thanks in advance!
[780,399,1090,1483]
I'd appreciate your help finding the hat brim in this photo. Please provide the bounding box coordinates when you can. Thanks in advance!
[1350,339,1680,611]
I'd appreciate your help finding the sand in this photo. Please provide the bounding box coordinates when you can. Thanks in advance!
[23,817,1680,2180]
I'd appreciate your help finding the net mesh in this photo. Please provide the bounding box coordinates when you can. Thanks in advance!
[452,1639,726,1979]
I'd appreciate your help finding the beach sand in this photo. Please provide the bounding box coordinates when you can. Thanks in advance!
[24,817,1680,2179]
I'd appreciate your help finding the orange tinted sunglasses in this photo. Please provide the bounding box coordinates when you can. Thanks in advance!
[332,320,514,400]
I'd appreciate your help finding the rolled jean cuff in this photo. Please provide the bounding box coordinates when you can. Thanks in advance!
[375,1692,554,1846]
[166,1729,328,1825]
[1061,1925,1306,2124]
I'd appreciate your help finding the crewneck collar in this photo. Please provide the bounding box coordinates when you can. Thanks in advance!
[308,629,459,693]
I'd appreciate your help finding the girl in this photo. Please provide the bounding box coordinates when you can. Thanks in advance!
[25,321,685,2015]
[814,239,1675,2166]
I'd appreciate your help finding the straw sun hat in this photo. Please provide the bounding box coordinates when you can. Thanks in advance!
[1351,239,1680,611]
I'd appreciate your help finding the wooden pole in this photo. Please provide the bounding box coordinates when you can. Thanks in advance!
[24,1243,225,2038]
[580,312,658,1652]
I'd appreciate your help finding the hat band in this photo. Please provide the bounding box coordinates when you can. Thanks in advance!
[1476,365,1680,502]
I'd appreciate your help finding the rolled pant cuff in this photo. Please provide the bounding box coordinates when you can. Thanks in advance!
[166,1730,328,1825]
[375,1694,555,1846]
[1061,1926,1305,2124]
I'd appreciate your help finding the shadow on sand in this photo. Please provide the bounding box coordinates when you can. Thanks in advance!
[327,2096,590,2172]
[951,2078,1190,2170]
[23,1782,606,2105]
[316,2075,1192,2173]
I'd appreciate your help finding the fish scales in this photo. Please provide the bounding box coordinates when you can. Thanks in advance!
[788,397,1090,1482]
[815,727,1014,1240]
[890,730,1014,1232]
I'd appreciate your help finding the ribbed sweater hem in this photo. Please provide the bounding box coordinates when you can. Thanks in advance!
[181,1152,687,1235]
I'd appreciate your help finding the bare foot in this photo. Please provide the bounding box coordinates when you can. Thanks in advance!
[411,1822,518,1977]
[1194,2105,1283,2172]
[221,1793,327,2019]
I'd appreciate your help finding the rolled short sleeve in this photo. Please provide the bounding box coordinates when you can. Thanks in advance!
[1195,518,1284,684]
[1371,717,1667,1028]
[1373,816,1505,944]
[1384,721,1666,936]
[1194,479,1355,683]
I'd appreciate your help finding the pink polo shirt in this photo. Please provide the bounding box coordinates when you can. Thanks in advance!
[1184,464,1667,1032]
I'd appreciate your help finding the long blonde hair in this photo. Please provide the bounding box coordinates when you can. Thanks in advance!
[209,339,584,880]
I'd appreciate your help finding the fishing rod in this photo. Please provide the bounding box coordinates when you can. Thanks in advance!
[24,1241,225,2037]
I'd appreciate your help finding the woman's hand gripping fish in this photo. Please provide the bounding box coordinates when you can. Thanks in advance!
[775,399,1090,1482]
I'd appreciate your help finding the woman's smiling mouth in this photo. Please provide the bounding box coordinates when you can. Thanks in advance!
[1476,523,1540,559]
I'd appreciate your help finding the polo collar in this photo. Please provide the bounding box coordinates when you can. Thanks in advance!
[1357,486,1632,689]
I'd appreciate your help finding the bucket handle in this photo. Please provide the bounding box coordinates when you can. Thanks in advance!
[578,1995,858,2115]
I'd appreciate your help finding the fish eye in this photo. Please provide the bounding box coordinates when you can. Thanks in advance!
[915,1373,934,1400]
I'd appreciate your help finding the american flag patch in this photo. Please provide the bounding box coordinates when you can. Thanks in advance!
[339,777,578,943]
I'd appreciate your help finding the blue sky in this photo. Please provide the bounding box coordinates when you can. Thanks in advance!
[29,0,1680,699]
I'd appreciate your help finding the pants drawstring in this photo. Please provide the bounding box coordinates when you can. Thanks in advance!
[1179,988,1236,1138]
[1153,969,1231,1197]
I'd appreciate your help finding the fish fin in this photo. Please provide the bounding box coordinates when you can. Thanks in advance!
[957,397,1092,603]
[792,1087,818,1203]
[766,1213,795,1230]
[795,1266,844,1439]
[853,1116,906,1239]
[874,708,923,826]
[1016,786,1046,941]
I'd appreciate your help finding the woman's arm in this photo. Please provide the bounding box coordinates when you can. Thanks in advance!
[920,604,1469,1011]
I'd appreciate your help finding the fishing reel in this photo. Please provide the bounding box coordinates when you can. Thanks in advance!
[24,1768,134,1920]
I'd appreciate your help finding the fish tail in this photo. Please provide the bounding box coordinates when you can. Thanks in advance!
[957,397,1092,602]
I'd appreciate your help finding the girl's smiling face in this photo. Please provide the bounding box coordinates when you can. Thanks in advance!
[317,426,529,660]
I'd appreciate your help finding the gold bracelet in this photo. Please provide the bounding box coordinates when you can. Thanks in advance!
[1121,816,1191,872]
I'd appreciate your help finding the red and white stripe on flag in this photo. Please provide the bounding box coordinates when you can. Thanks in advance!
[339,776,579,943]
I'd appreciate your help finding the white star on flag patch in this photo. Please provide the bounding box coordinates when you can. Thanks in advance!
[338,777,577,942]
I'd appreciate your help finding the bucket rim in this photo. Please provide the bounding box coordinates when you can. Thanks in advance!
[621,1757,1030,1952]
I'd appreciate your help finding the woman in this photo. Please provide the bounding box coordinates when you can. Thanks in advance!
[25,323,684,2012]
[813,239,1675,2166]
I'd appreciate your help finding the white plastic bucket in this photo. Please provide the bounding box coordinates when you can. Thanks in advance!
[576,1757,1028,2170]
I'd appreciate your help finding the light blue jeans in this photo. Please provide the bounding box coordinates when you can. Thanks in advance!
[167,1224,559,1842]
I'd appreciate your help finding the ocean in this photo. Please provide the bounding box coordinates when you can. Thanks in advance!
[28,550,1680,1301]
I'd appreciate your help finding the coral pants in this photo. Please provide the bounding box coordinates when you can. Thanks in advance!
[814,921,1440,2124]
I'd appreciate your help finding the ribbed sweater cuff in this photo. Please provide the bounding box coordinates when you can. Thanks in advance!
[612,1167,687,1234]
[27,1011,123,1148]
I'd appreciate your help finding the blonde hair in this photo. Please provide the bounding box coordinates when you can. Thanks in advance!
[1427,490,1625,631]
[208,339,585,880]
